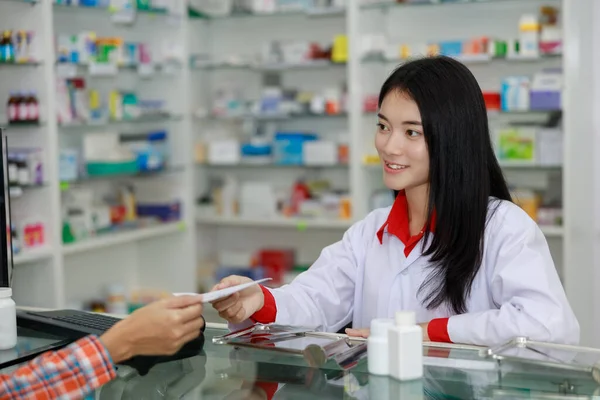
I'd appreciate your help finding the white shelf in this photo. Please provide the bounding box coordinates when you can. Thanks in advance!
[540,226,564,238]
[197,215,353,230]
[62,222,184,256]
[13,247,53,265]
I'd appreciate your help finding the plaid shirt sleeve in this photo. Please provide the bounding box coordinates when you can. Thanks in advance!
[0,335,117,400]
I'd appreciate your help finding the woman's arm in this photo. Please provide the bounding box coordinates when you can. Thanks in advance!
[0,335,116,400]
[260,221,366,332]
[446,207,580,346]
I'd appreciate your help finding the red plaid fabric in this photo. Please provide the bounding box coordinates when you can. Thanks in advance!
[0,335,116,399]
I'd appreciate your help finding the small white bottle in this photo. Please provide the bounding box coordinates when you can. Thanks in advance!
[389,311,423,381]
[0,288,17,350]
[367,318,394,375]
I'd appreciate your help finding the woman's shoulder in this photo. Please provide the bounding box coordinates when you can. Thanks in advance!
[486,198,540,239]
[344,206,393,238]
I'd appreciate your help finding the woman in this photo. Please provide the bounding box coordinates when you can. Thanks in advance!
[211,56,579,346]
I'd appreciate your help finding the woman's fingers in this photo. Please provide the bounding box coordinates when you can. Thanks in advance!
[212,292,240,312]
[219,302,243,322]
[345,328,370,338]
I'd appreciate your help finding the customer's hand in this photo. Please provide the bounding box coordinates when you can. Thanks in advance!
[100,295,205,364]
[211,275,264,324]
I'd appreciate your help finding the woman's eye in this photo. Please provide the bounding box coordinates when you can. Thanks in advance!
[376,123,390,132]
[407,129,421,137]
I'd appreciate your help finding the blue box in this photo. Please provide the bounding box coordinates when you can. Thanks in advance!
[136,201,181,222]
[273,132,317,165]
[439,41,464,57]
[215,267,266,283]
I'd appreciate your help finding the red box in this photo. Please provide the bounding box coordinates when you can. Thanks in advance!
[482,91,501,111]
[254,249,295,285]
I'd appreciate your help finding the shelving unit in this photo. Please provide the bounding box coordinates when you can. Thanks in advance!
[6,0,598,346]
[62,221,184,256]
[2,0,195,311]
[197,214,352,230]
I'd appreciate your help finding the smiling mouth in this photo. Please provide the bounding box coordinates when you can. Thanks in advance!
[384,162,409,170]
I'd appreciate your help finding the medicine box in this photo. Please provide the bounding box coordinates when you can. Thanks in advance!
[208,140,241,165]
[501,76,530,111]
[530,70,562,110]
[537,128,563,166]
[303,141,337,165]
[273,132,317,165]
[494,127,536,165]
[136,201,181,222]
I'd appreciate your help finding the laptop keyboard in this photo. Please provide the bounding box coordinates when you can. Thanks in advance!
[51,312,121,331]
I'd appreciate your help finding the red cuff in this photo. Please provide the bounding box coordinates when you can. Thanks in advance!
[254,382,278,400]
[427,318,452,343]
[250,285,277,324]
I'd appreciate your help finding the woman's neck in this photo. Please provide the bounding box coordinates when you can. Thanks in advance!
[405,185,429,236]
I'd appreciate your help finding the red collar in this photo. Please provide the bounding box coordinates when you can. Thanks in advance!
[377,191,436,252]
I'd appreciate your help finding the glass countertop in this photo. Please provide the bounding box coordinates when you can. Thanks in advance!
[94,327,600,399]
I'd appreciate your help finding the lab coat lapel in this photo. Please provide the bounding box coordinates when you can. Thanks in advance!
[404,234,433,268]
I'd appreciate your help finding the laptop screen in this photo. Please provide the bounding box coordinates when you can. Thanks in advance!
[0,129,11,288]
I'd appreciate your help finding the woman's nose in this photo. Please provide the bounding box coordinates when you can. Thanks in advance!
[383,132,404,156]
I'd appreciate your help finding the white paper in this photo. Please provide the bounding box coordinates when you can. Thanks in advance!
[174,278,272,303]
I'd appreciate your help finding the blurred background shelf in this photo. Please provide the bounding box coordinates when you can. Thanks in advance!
[197,215,353,230]
[539,226,563,237]
[62,222,183,256]
[13,247,53,265]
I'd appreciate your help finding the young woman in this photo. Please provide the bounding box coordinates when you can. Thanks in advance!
[210,56,579,346]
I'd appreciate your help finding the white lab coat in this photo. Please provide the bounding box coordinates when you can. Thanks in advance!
[264,198,580,346]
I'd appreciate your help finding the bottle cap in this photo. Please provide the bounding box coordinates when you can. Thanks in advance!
[395,311,416,327]
[0,288,12,299]
[370,318,394,338]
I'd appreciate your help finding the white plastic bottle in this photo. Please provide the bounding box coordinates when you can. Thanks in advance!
[389,311,423,381]
[519,14,540,58]
[0,288,17,350]
[367,318,394,375]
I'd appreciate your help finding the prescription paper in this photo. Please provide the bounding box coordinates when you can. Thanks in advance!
[174,278,272,303]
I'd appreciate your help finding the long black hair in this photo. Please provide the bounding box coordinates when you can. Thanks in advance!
[379,56,512,314]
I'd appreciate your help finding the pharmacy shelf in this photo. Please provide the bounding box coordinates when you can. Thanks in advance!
[56,62,182,77]
[0,61,41,67]
[364,53,561,66]
[499,164,562,171]
[62,221,184,256]
[540,226,563,238]
[189,6,345,20]
[9,184,47,198]
[193,60,346,72]
[59,114,183,129]
[13,246,53,265]
[360,0,545,11]
[204,113,348,122]
[197,214,353,230]
[2,121,45,129]
[52,3,169,16]
[60,166,185,187]
[1,0,37,4]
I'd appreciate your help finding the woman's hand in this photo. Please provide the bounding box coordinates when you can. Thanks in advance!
[100,295,205,364]
[345,328,370,338]
[345,323,431,341]
[211,275,265,324]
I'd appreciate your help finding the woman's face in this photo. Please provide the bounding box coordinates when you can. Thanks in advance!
[374,91,430,192]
